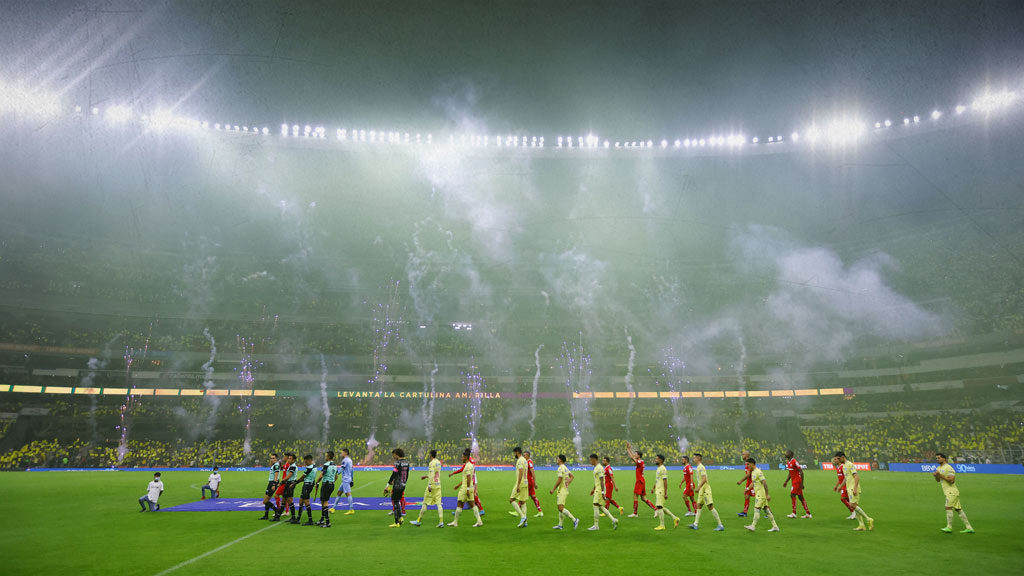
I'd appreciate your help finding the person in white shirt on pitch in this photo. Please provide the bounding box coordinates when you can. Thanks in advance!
[139,472,164,512]
[201,467,222,499]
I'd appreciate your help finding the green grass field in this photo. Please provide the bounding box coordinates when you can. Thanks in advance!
[2,469,1021,575]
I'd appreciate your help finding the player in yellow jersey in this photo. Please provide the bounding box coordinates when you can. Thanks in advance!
[588,453,619,531]
[743,457,779,532]
[448,449,483,527]
[509,446,530,528]
[653,454,680,530]
[834,451,873,531]
[550,454,579,530]
[934,453,974,534]
[688,453,725,531]
[410,449,444,528]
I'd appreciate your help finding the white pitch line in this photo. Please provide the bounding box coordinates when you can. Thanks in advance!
[153,523,279,576]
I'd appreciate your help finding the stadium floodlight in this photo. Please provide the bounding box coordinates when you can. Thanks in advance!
[884,119,892,127]
[91,106,99,115]
[931,110,942,120]
[955,104,967,114]
[903,117,911,125]
[684,139,691,147]
[603,140,609,148]
[262,127,269,135]
[751,137,758,144]
[661,139,668,148]
[105,105,132,123]
[674,139,681,147]
[827,118,865,143]
[791,131,799,141]
[912,115,920,123]
[972,90,1017,112]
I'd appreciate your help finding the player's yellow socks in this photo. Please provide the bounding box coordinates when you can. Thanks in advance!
[563,509,575,521]
[711,508,722,526]
[945,509,954,529]
[765,508,778,529]
[658,509,665,527]
[751,509,760,528]
[512,500,525,519]
[957,509,971,530]
[694,509,702,526]
[472,505,482,523]
[437,503,444,523]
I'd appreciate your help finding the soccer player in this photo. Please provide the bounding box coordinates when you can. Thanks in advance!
[743,457,780,532]
[654,454,680,531]
[679,455,696,517]
[383,448,410,527]
[832,455,856,520]
[448,448,483,527]
[549,454,578,530]
[509,446,530,527]
[138,472,163,512]
[259,453,281,520]
[449,450,486,516]
[315,451,337,527]
[934,453,974,533]
[833,451,874,531]
[736,449,752,517]
[201,466,221,500]
[410,449,445,528]
[689,453,725,531]
[601,456,623,515]
[588,453,619,531]
[783,450,811,518]
[524,450,544,517]
[294,454,318,525]
[332,448,355,516]
[271,453,298,522]
[625,442,657,517]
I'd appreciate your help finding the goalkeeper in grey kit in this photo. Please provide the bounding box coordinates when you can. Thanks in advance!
[384,448,410,527]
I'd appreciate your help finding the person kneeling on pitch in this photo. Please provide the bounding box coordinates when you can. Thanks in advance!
[201,466,221,500]
[139,472,163,512]
[743,458,779,532]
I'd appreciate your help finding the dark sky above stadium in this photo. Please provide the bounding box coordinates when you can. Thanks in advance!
[2,0,1023,136]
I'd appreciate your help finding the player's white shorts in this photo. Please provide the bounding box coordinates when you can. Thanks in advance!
[423,485,441,506]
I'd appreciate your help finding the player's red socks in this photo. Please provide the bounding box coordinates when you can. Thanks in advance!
[685,499,693,512]
[532,496,542,511]
[791,496,798,514]
[743,497,750,514]
[633,501,639,514]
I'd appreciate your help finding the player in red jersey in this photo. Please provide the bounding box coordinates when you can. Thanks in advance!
[735,449,753,517]
[449,454,486,516]
[832,455,856,519]
[679,454,696,516]
[601,456,623,515]
[625,442,657,517]
[783,450,812,518]
[524,450,544,517]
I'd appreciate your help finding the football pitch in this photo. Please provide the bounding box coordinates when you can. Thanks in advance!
[2,469,1021,575]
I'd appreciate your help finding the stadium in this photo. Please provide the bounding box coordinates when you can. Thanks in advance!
[1,0,1023,574]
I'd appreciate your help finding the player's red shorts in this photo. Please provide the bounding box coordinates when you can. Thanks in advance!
[633,482,646,496]
[604,487,615,500]
[683,485,695,498]
[274,484,286,496]
[789,482,803,496]
[528,481,537,497]
[744,487,754,498]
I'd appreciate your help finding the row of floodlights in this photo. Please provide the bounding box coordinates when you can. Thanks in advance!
[1,80,1018,151]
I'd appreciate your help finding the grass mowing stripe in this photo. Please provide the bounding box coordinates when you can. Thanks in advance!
[152,522,280,576]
